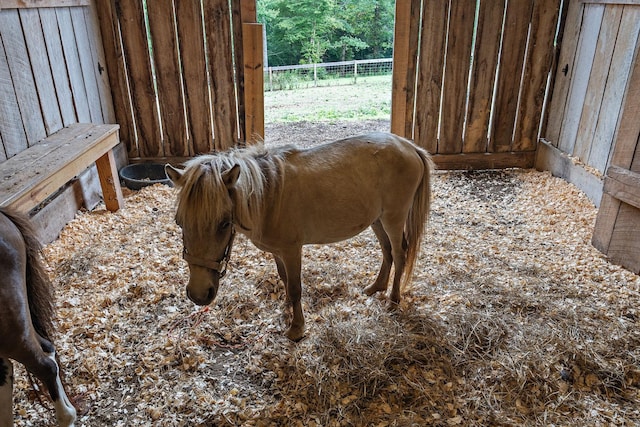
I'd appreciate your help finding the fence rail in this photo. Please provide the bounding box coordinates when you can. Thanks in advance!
[266,58,393,90]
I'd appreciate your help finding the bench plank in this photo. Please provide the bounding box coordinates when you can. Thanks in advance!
[0,123,124,213]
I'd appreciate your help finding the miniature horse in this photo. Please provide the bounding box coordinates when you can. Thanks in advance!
[166,132,433,341]
[0,208,76,426]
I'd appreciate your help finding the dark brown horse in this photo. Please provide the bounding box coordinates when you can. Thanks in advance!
[166,132,433,341]
[0,208,76,426]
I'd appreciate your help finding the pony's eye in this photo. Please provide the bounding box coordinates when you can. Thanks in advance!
[219,221,231,230]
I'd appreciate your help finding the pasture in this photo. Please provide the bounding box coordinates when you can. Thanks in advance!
[12,125,640,425]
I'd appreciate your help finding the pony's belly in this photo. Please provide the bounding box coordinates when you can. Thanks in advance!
[302,220,372,245]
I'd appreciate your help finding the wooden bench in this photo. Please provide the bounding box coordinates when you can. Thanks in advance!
[0,123,124,214]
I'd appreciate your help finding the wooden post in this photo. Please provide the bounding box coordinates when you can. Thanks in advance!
[243,22,264,144]
[95,149,124,212]
[354,60,358,84]
[390,0,417,137]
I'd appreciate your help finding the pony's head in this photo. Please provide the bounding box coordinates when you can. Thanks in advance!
[166,159,240,306]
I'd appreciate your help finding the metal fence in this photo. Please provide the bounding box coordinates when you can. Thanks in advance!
[266,58,392,91]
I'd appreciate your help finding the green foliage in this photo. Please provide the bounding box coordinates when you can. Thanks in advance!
[258,0,395,66]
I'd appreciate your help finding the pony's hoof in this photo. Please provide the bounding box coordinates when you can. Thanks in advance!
[364,284,386,296]
[286,325,305,342]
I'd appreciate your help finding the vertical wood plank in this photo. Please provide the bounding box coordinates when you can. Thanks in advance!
[176,0,213,155]
[95,0,137,155]
[39,7,76,126]
[390,0,420,138]
[557,4,604,154]
[610,30,640,169]
[0,16,29,156]
[414,0,448,153]
[204,0,239,150]
[148,0,188,157]
[0,9,46,145]
[491,0,533,153]
[70,6,103,123]
[465,0,505,153]
[592,192,620,252]
[243,22,264,144]
[573,5,622,162]
[513,0,561,152]
[439,0,475,154]
[241,0,257,22]
[19,8,63,135]
[544,0,583,146]
[85,3,116,123]
[56,7,91,123]
[606,201,640,273]
[589,6,640,173]
[232,0,246,144]
[118,0,163,157]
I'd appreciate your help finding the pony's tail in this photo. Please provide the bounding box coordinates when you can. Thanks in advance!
[402,146,434,290]
[0,208,55,342]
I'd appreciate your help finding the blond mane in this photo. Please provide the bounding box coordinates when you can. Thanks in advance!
[175,143,296,234]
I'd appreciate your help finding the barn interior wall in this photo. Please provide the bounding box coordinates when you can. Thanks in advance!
[538,0,640,207]
[0,1,124,242]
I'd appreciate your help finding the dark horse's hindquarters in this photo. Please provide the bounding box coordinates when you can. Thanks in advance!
[0,208,76,426]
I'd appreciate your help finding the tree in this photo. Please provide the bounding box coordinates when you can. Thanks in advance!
[258,0,395,66]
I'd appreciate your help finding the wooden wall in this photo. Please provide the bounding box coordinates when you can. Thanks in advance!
[96,0,262,163]
[0,0,119,242]
[0,1,115,157]
[540,0,640,206]
[391,0,562,170]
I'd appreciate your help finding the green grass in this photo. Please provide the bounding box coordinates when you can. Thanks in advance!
[264,75,392,123]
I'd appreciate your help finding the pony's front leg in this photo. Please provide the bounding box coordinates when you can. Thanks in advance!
[0,358,13,427]
[280,250,305,341]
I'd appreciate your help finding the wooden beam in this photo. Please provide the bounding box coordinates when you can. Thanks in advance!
[580,0,640,5]
[535,138,604,206]
[0,0,89,10]
[431,151,536,171]
[603,165,640,209]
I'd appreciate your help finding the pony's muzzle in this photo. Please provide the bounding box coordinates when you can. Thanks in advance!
[186,284,217,306]
[185,267,220,305]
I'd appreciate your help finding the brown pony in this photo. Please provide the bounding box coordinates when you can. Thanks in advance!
[0,208,76,426]
[166,132,433,341]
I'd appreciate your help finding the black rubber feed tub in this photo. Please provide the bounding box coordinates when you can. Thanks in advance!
[119,163,172,190]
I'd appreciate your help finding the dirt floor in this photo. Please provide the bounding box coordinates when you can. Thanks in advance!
[13,120,640,426]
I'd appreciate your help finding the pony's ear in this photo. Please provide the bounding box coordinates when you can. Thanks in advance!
[165,164,185,186]
[222,164,240,187]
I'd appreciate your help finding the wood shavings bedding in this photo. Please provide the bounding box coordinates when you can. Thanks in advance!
[10,124,640,426]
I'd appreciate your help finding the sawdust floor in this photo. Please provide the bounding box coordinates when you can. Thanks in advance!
[13,120,640,426]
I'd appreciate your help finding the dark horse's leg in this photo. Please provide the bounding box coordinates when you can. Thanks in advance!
[277,248,305,341]
[364,220,393,297]
[0,358,13,427]
[18,342,76,426]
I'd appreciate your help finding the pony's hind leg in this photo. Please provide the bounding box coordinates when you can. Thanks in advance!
[364,220,393,296]
[381,217,408,304]
[279,249,305,341]
[22,349,76,427]
[0,358,13,427]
